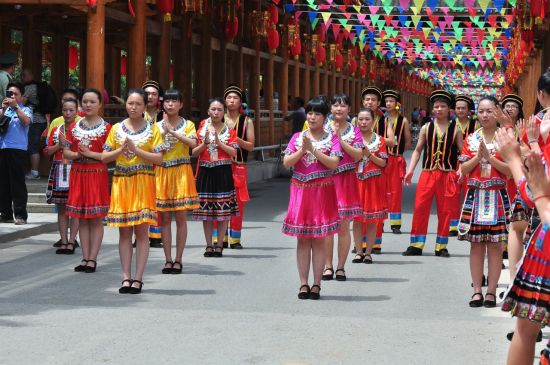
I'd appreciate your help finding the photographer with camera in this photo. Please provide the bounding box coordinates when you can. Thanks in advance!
[0,82,32,225]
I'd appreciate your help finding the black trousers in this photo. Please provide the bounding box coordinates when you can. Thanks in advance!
[0,148,28,220]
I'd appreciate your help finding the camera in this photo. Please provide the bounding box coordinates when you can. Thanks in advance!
[5,90,13,98]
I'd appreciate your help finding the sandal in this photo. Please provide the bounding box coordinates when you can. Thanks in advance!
[298,284,310,300]
[352,254,365,263]
[118,279,133,294]
[363,254,373,264]
[129,280,143,294]
[483,293,497,308]
[172,261,182,274]
[335,268,346,281]
[322,267,334,281]
[204,246,214,257]
[310,285,321,300]
[161,261,173,274]
[213,246,223,258]
[469,292,484,308]
[74,259,88,272]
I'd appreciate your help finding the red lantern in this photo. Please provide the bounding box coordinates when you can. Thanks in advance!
[225,16,239,41]
[291,37,301,59]
[335,51,344,71]
[68,45,79,70]
[121,55,127,76]
[349,58,357,75]
[359,63,367,77]
[316,26,326,43]
[157,0,174,22]
[316,44,326,65]
[267,4,278,24]
[267,26,279,54]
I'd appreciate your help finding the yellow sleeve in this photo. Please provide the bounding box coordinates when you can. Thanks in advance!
[185,119,197,139]
[151,124,167,153]
[103,124,118,151]
[302,120,309,131]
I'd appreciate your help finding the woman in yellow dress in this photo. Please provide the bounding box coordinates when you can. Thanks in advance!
[102,89,165,294]
[155,89,199,274]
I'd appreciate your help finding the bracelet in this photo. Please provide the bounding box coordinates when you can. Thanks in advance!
[533,194,550,203]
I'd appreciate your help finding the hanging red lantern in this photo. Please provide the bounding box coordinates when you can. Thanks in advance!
[267,25,279,54]
[316,25,326,43]
[316,44,326,65]
[349,58,357,75]
[225,16,239,41]
[157,0,174,22]
[291,37,301,59]
[121,55,127,76]
[267,4,278,24]
[335,51,344,72]
[359,63,367,77]
[68,45,79,70]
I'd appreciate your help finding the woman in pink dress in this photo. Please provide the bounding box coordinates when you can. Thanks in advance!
[283,97,341,300]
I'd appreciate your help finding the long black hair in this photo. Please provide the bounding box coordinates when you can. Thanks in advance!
[305,97,330,116]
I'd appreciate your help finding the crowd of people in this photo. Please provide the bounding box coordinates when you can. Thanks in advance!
[282,68,550,364]
[1,46,550,362]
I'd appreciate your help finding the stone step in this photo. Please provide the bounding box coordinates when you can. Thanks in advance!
[25,177,48,194]
[27,203,55,214]
[28,193,48,204]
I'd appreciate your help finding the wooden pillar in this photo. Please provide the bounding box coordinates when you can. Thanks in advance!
[158,18,171,89]
[128,0,146,88]
[23,16,40,78]
[176,14,192,118]
[313,62,320,97]
[330,68,336,98]
[109,46,121,97]
[220,39,227,92]
[280,57,289,118]
[337,73,343,93]
[198,14,212,117]
[322,67,329,96]
[303,45,311,102]
[250,39,261,145]
[51,35,68,95]
[266,54,274,145]
[86,0,105,92]
[292,59,300,100]
[234,44,244,88]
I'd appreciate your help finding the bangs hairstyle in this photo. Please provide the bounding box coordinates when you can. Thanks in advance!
[305,97,330,116]
[208,97,225,109]
[164,89,183,102]
[502,100,525,119]
[432,96,452,108]
[80,88,102,104]
[331,93,351,107]
[358,107,375,120]
[478,95,499,107]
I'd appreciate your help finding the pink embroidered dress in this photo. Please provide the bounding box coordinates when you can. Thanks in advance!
[282,131,342,238]
[328,121,364,219]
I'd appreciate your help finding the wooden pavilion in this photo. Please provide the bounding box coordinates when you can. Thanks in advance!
[0,0,430,149]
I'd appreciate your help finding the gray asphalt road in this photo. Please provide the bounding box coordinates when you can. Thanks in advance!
[0,172,544,364]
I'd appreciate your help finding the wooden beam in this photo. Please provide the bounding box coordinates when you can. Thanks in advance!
[292,58,299,100]
[85,0,105,92]
[157,16,171,88]
[175,14,192,118]
[266,53,274,145]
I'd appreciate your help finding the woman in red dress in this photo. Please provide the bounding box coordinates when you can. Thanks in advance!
[62,89,111,273]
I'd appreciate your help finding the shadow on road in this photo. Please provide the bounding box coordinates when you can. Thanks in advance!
[321,295,391,302]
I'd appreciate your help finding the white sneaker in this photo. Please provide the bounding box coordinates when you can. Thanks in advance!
[25,173,40,180]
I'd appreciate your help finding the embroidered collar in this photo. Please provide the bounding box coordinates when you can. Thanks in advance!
[329,120,355,143]
[115,119,153,147]
[72,118,108,142]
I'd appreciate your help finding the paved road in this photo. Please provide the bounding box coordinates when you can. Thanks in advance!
[0,172,545,364]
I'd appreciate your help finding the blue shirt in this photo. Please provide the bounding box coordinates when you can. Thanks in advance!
[0,104,32,150]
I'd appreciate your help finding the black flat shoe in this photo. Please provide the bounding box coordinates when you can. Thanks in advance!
[149,238,163,248]
[335,268,346,281]
[435,248,450,257]
[55,243,69,254]
[83,260,96,273]
[363,254,373,264]
[503,250,509,260]
[322,267,334,281]
[310,285,321,300]
[213,246,223,257]
[129,280,143,294]
[372,248,382,255]
[230,243,243,249]
[352,254,365,263]
[351,247,357,254]
[204,246,214,257]
[119,279,132,294]
[402,246,423,256]
[56,242,76,255]
[162,261,173,274]
[449,230,458,237]
[53,239,63,248]
[171,261,182,274]
[469,292,484,307]
[298,284,310,300]
[506,330,543,342]
[483,293,497,308]
[391,227,402,234]
[74,259,88,272]
[222,241,229,249]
